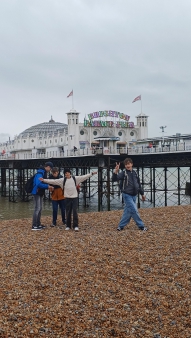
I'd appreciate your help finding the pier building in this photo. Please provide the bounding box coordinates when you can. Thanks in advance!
[0,109,148,159]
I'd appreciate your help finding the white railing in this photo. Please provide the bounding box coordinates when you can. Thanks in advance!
[0,143,191,160]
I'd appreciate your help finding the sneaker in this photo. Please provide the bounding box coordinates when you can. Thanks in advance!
[50,224,56,227]
[32,226,43,231]
[62,220,66,225]
[139,227,148,231]
[65,227,70,231]
[117,227,123,231]
[39,224,47,229]
[74,227,79,231]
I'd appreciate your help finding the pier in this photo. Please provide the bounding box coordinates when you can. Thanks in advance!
[1,151,191,210]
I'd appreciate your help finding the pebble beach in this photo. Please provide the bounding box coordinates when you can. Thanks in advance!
[0,205,191,338]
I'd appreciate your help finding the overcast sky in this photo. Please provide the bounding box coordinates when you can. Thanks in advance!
[0,0,191,142]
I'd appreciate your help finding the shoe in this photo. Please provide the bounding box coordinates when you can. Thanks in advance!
[63,220,66,225]
[65,227,70,230]
[39,224,47,229]
[32,226,43,231]
[139,227,148,231]
[74,227,79,231]
[117,227,123,231]
[50,224,56,227]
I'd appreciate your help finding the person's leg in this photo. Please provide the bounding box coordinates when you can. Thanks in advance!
[128,195,145,229]
[59,199,66,223]
[65,198,72,228]
[37,196,43,226]
[118,193,131,229]
[72,198,79,229]
[32,195,42,227]
[52,200,58,225]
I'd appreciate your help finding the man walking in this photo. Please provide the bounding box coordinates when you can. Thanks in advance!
[112,158,147,231]
[31,161,54,230]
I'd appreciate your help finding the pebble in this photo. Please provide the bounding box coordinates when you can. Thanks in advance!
[0,205,191,337]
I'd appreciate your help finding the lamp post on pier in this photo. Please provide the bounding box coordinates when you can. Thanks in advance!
[160,126,167,147]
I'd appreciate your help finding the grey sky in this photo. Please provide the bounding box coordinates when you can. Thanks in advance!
[0,0,191,141]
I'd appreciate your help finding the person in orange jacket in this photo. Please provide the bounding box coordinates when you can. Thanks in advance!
[49,167,66,227]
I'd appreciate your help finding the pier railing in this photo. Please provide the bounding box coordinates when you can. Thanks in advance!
[1,142,191,160]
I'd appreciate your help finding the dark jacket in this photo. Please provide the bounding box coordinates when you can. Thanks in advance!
[31,168,49,195]
[112,169,144,196]
[49,174,65,200]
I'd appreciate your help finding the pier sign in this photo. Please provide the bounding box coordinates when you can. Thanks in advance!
[84,110,134,128]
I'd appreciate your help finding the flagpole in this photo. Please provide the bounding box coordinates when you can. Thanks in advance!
[141,95,142,113]
[72,89,74,109]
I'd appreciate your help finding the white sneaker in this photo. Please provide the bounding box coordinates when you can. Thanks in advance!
[65,227,70,231]
[74,227,79,231]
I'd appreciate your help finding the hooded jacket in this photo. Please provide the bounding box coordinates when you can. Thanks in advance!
[42,173,93,198]
[49,173,65,200]
[31,168,49,195]
[112,169,144,196]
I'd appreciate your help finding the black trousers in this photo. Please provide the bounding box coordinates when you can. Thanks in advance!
[65,197,78,228]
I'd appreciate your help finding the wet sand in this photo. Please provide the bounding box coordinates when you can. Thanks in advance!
[0,205,191,337]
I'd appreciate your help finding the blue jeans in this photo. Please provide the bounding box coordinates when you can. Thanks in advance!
[52,199,66,225]
[118,193,145,229]
[32,195,43,227]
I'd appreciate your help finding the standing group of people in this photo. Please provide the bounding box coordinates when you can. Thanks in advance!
[31,158,147,232]
[31,161,97,231]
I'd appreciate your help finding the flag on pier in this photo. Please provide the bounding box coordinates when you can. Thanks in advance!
[67,90,73,98]
[132,95,141,103]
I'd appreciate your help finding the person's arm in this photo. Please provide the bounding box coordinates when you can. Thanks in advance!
[112,162,124,182]
[136,175,146,201]
[35,173,54,191]
[39,177,63,189]
[75,172,97,185]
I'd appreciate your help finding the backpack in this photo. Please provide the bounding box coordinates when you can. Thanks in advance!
[63,176,80,193]
[24,174,36,193]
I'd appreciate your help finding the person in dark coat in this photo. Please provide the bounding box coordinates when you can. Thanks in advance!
[112,158,147,231]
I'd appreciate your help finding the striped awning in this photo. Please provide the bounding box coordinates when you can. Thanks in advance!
[116,141,127,144]
[91,141,100,144]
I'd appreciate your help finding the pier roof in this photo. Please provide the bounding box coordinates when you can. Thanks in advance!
[19,118,68,137]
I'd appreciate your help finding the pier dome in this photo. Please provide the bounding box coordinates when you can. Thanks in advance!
[19,117,68,137]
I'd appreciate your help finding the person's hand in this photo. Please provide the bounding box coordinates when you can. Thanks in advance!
[39,177,44,182]
[48,186,54,192]
[141,195,146,201]
[115,162,120,173]
[92,172,97,175]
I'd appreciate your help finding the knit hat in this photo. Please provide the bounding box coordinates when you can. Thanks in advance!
[44,161,53,169]
[64,168,71,174]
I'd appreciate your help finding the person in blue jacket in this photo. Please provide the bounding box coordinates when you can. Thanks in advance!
[31,162,54,231]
